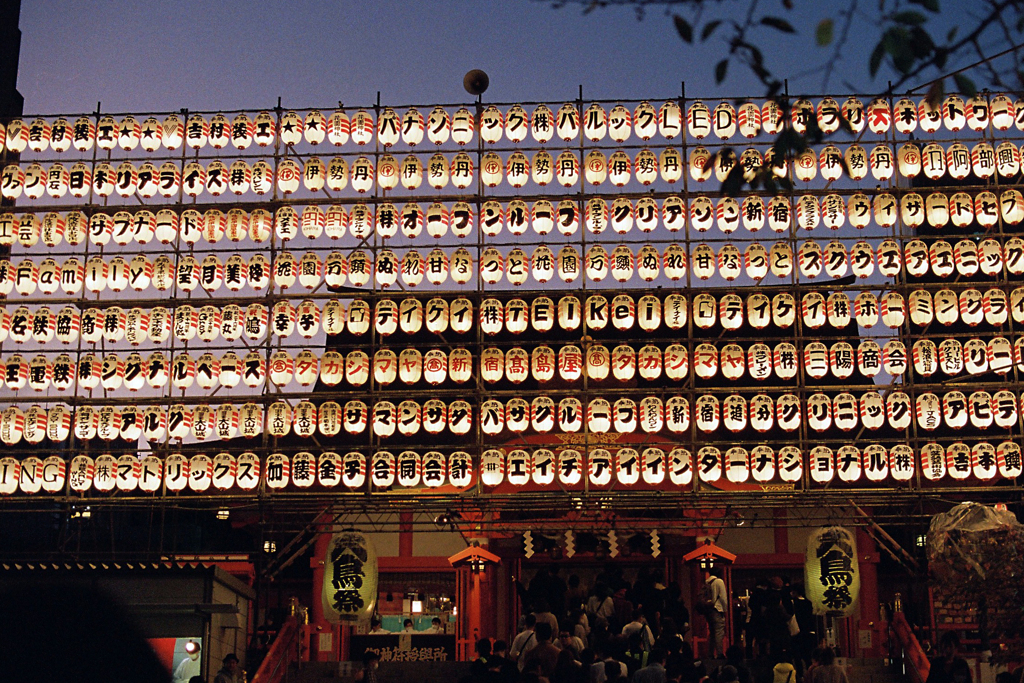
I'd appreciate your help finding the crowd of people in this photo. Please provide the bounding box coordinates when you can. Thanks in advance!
[449,564,846,683]
[354,564,996,683]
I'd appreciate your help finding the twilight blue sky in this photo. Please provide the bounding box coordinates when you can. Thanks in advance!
[16,0,985,115]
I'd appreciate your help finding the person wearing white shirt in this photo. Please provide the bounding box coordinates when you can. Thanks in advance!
[510,614,539,671]
[706,569,729,658]
[622,609,656,651]
[172,642,202,683]
[425,617,445,634]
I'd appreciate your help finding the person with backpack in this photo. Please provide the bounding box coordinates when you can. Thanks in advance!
[622,609,656,653]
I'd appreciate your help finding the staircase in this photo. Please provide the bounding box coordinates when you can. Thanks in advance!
[846,657,908,683]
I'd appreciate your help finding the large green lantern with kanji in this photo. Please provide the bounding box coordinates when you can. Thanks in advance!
[805,526,860,617]
[323,531,377,623]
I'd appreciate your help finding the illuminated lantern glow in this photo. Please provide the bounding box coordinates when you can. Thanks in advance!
[615,448,640,485]
[322,531,377,624]
[805,527,860,616]
[476,449,503,486]
[425,106,450,144]
[480,105,504,143]
[989,94,1014,130]
[585,448,611,487]
[584,103,607,141]
[970,142,994,179]
[697,446,722,483]
[377,107,400,147]
[452,107,475,145]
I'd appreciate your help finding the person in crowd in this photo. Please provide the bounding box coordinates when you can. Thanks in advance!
[571,608,591,647]
[558,629,586,658]
[426,616,445,634]
[704,568,728,659]
[488,640,518,683]
[523,622,561,679]
[622,609,656,652]
[806,647,827,682]
[535,600,561,635]
[646,571,668,629]
[590,621,613,658]
[511,613,539,671]
[631,568,653,612]
[624,631,650,677]
[666,639,696,682]
[592,642,630,683]
[606,659,630,683]
[772,654,797,683]
[356,650,379,683]
[567,574,589,614]
[468,638,492,683]
[549,565,569,620]
[721,646,752,683]
[589,584,617,627]
[402,618,415,632]
[522,661,549,683]
[925,632,973,683]
[809,647,850,683]
[368,617,389,634]
[553,647,587,683]
[664,661,685,683]
[529,567,552,613]
[763,578,793,658]
[790,585,815,671]
[632,647,668,683]
[716,665,739,683]
[664,583,690,635]
[579,649,597,677]
[656,617,684,654]
[612,587,635,633]
[213,653,241,683]
[745,579,769,659]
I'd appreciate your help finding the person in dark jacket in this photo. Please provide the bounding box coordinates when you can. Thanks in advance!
[925,632,973,683]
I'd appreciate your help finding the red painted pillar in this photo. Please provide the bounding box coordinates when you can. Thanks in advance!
[856,527,882,658]
[455,562,499,661]
[399,512,413,557]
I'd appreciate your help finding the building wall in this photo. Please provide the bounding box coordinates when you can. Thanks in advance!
[209,579,251,676]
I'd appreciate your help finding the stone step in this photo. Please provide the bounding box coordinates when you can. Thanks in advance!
[284,660,472,683]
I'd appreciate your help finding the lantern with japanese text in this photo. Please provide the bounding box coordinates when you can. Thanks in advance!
[805,527,860,617]
[323,531,377,624]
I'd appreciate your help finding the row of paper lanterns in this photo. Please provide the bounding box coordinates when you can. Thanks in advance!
[5,187,1020,255]
[1,436,1020,498]
[1,282,1019,352]
[0,289,1017,357]
[0,326,1018,394]
[5,139,1024,201]
[6,235,1022,300]
[2,94,1019,159]
[2,385,1022,449]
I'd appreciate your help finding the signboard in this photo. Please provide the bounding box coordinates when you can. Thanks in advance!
[349,635,456,663]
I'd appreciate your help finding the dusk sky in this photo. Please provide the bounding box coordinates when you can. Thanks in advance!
[16,0,981,115]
